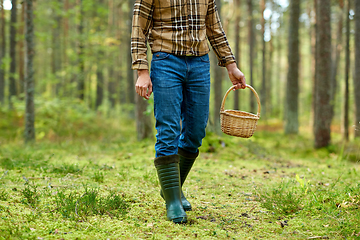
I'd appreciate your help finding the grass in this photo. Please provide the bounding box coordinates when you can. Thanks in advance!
[0,108,359,239]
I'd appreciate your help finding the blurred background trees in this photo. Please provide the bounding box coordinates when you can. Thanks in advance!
[0,0,359,147]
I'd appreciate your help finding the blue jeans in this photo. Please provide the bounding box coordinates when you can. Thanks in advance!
[150,52,211,158]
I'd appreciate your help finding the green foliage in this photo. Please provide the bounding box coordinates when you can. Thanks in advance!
[50,163,83,174]
[92,171,104,183]
[54,186,129,220]
[256,179,305,215]
[0,125,359,239]
[0,97,134,142]
[0,188,9,201]
[21,183,40,207]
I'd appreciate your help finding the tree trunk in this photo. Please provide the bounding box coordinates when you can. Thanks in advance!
[233,0,240,110]
[310,0,317,129]
[77,0,85,100]
[24,0,35,143]
[268,0,274,117]
[260,0,266,119]
[52,0,63,96]
[9,0,18,106]
[127,0,135,104]
[134,72,153,140]
[284,0,300,134]
[247,0,255,113]
[18,3,24,95]
[0,0,5,104]
[329,1,344,124]
[343,0,350,141]
[354,0,360,138]
[96,61,104,109]
[212,0,223,133]
[314,0,331,148]
[63,0,69,96]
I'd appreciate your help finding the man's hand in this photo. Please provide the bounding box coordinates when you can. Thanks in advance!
[226,62,246,90]
[135,69,152,100]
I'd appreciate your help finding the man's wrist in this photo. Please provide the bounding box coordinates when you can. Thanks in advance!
[138,69,149,76]
[226,62,237,71]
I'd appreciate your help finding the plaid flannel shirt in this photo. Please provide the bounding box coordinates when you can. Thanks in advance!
[131,0,236,70]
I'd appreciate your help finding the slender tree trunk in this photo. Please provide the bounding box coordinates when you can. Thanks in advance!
[134,72,153,140]
[127,0,135,104]
[52,0,63,96]
[9,0,18,106]
[247,0,255,113]
[96,61,104,109]
[314,0,331,148]
[18,3,24,95]
[24,0,35,143]
[267,0,274,117]
[260,0,266,119]
[312,0,318,133]
[284,0,300,134]
[0,0,5,104]
[63,0,69,96]
[330,1,344,124]
[233,0,240,110]
[343,0,350,141]
[212,0,223,133]
[95,0,105,109]
[77,0,85,100]
[354,0,360,138]
[107,0,116,107]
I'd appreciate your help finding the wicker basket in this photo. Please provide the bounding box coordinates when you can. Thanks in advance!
[220,85,261,138]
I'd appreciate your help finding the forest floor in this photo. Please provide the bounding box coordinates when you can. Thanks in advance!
[0,119,360,239]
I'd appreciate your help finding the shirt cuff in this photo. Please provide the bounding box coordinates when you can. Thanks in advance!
[218,55,236,67]
[132,61,149,70]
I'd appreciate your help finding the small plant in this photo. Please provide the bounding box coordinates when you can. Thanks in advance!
[54,186,129,220]
[92,171,104,183]
[21,183,40,207]
[295,174,310,194]
[51,163,83,174]
[256,179,304,215]
[0,188,9,201]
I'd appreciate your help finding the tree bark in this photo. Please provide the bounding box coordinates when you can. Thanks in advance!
[9,0,18,106]
[0,0,5,104]
[24,0,35,143]
[284,0,300,134]
[134,72,153,140]
[212,0,223,133]
[260,0,266,119]
[77,0,85,100]
[354,0,360,138]
[18,3,24,95]
[52,0,63,96]
[329,1,344,124]
[233,0,240,110]
[247,0,255,113]
[267,0,274,117]
[314,0,331,148]
[343,0,350,141]
[127,0,135,104]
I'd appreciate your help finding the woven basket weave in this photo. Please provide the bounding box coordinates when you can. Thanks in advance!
[220,85,261,138]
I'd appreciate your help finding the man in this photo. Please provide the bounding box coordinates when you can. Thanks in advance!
[131,0,246,224]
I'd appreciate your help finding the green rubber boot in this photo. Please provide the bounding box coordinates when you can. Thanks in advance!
[177,148,198,211]
[160,148,198,211]
[155,155,187,224]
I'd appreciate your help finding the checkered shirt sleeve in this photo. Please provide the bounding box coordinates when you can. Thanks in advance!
[131,0,154,70]
[206,0,236,67]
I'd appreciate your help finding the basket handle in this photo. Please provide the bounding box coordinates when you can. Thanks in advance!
[220,85,261,118]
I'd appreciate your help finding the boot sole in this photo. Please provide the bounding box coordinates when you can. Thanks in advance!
[171,216,187,224]
[184,206,192,211]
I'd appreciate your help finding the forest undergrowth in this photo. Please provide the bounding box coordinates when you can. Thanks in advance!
[0,103,360,239]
